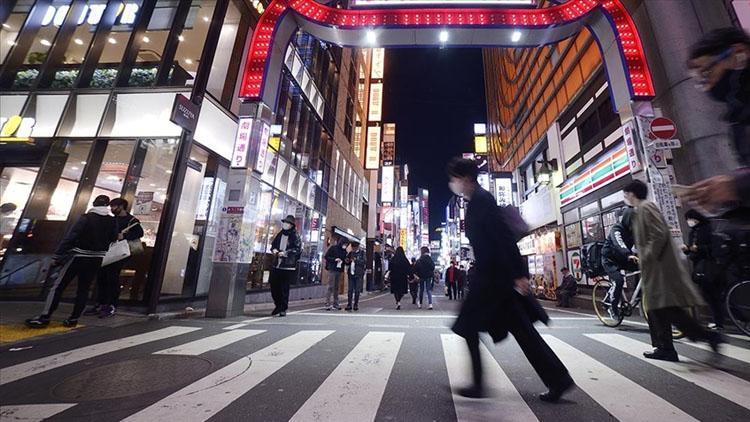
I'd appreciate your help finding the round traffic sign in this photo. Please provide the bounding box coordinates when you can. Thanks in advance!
[649,117,677,140]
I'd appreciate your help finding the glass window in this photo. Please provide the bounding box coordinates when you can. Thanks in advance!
[168,0,213,87]
[46,141,93,221]
[102,92,183,137]
[91,141,136,200]
[565,223,582,248]
[206,0,240,101]
[582,215,604,244]
[0,167,38,259]
[0,3,31,64]
[0,94,28,116]
[128,0,175,87]
[27,94,68,137]
[91,0,144,88]
[57,94,108,137]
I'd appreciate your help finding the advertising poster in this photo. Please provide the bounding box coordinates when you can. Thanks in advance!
[133,191,154,215]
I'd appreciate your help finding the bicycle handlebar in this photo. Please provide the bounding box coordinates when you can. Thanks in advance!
[624,271,641,277]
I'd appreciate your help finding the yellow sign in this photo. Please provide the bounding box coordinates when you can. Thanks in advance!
[269,136,281,151]
[0,116,35,142]
[474,136,487,154]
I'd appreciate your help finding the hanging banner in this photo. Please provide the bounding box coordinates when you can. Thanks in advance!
[380,165,395,204]
[382,123,396,164]
[368,83,383,122]
[371,48,385,79]
[231,118,253,168]
[365,126,381,169]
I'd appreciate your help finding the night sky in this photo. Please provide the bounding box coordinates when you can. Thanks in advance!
[383,48,487,239]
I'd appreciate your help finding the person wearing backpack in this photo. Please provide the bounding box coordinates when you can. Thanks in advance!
[414,246,436,309]
[601,207,638,319]
[26,195,118,328]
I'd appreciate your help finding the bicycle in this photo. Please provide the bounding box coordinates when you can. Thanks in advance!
[592,271,687,339]
[726,280,750,336]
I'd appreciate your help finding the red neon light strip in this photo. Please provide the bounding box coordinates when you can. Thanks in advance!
[239,0,654,101]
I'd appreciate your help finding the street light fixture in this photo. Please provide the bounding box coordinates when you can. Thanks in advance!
[536,158,558,185]
[366,30,377,44]
[439,30,449,43]
[511,30,522,43]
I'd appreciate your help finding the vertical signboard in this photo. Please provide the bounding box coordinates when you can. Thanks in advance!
[400,185,408,207]
[365,126,381,169]
[232,118,253,168]
[353,125,363,159]
[494,176,513,206]
[382,123,396,164]
[380,165,395,204]
[368,83,383,122]
[420,189,429,247]
[371,48,385,79]
[622,120,643,173]
[254,122,270,173]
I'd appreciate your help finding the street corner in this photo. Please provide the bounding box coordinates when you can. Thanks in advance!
[0,322,84,347]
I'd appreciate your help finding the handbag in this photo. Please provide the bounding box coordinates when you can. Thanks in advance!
[122,219,144,256]
[102,239,130,267]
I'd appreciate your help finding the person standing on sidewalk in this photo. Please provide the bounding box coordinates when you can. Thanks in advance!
[623,180,723,361]
[269,215,302,317]
[26,195,118,328]
[345,241,366,311]
[445,261,458,300]
[446,157,573,401]
[324,237,348,310]
[414,246,435,309]
[457,264,467,299]
[84,198,143,319]
[389,247,412,310]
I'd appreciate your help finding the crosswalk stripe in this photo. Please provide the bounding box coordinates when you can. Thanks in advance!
[676,340,750,364]
[0,403,77,421]
[289,331,404,422]
[0,326,200,386]
[586,334,750,411]
[154,329,265,356]
[441,334,538,422]
[123,330,334,422]
[222,323,250,330]
[542,335,697,422]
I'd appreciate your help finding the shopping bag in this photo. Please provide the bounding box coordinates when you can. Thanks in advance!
[127,238,144,256]
[102,239,131,267]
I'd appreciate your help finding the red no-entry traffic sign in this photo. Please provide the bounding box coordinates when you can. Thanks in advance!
[649,117,677,140]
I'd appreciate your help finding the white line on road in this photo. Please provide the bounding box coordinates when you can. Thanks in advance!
[542,335,697,422]
[586,333,750,410]
[124,330,335,422]
[0,403,77,421]
[676,340,750,364]
[367,324,412,328]
[289,331,404,422]
[727,334,750,342]
[0,326,200,386]
[441,333,538,422]
[154,330,265,356]
[290,312,456,319]
[223,323,249,330]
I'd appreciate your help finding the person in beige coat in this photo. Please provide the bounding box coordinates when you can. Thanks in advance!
[624,180,723,362]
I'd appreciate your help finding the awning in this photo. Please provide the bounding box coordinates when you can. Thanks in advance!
[332,226,362,244]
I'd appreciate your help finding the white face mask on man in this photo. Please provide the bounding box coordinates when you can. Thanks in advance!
[687,219,698,228]
[282,222,293,230]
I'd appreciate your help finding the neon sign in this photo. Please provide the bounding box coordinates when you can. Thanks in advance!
[0,116,36,142]
[41,3,139,27]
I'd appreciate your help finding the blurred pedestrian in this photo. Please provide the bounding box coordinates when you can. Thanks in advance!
[84,198,143,319]
[457,264,467,299]
[466,261,476,293]
[414,246,436,309]
[444,261,459,300]
[269,215,302,317]
[683,209,724,329]
[389,247,412,310]
[345,241,366,311]
[26,195,118,328]
[555,268,577,308]
[324,237,348,311]
[623,181,723,361]
[447,157,573,401]
[409,258,419,305]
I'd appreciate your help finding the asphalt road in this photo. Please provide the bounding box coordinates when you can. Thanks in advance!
[2,292,749,421]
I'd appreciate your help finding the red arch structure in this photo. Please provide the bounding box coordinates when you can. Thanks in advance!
[239,0,654,111]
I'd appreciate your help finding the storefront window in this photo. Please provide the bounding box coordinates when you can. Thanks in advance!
[91,0,144,88]
[91,141,136,200]
[129,0,175,86]
[582,214,604,244]
[167,0,213,87]
[46,141,93,221]
[205,0,241,103]
[0,167,38,259]
[602,208,623,238]
[57,94,108,137]
[0,3,31,64]
[253,183,273,253]
[27,94,68,137]
[565,223,582,249]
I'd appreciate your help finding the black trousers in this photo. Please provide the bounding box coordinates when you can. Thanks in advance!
[42,256,102,320]
[270,268,293,312]
[604,263,625,310]
[457,281,465,299]
[697,278,725,327]
[557,291,574,307]
[465,310,571,390]
[647,307,712,351]
[409,282,419,304]
[394,292,405,302]
[96,260,126,307]
[448,282,458,300]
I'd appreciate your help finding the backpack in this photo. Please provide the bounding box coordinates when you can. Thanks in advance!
[581,242,606,277]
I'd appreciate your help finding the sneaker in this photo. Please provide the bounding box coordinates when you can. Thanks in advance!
[428,304,433,310]
[99,305,116,319]
[271,307,280,316]
[83,305,101,316]
[62,318,79,328]
[326,306,333,311]
[25,316,50,329]
[396,304,401,310]
[279,312,286,317]
[345,306,353,311]
[418,302,422,309]
[353,306,358,311]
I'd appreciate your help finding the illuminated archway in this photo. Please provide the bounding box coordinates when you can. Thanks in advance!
[239,0,654,113]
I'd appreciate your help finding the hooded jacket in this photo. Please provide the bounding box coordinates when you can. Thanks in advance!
[602,207,637,269]
[270,227,302,270]
[55,206,118,258]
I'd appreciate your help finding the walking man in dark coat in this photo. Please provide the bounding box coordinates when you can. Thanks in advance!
[447,157,574,401]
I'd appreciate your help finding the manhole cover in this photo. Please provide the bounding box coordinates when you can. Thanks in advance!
[52,355,213,401]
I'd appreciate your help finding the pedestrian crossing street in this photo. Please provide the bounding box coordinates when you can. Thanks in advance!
[1,322,750,422]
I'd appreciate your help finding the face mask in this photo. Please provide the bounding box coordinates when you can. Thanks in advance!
[687,219,698,228]
[449,180,463,196]
[282,223,292,230]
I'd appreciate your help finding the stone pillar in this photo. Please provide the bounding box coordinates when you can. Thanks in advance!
[206,102,272,318]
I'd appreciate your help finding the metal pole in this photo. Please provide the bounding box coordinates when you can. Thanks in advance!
[146,0,231,314]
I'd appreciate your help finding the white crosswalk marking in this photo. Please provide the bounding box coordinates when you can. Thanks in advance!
[676,340,750,364]
[0,326,200,386]
[441,334,538,422]
[289,331,404,422]
[542,335,697,422]
[222,323,250,330]
[586,334,750,411]
[0,404,77,421]
[123,330,334,422]
[154,330,265,355]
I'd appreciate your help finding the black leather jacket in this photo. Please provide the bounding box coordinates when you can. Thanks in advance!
[271,229,302,270]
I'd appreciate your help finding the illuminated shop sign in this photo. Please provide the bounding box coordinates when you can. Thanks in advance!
[371,48,385,79]
[381,165,395,204]
[365,126,381,169]
[474,136,487,154]
[368,83,383,122]
[382,123,395,164]
[232,118,253,168]
[494,176,513,207]
[353,0,535,6]
[0,116,35,142]
[42,3,139,27]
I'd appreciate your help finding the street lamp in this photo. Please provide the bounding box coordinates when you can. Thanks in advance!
[536,158,558,185]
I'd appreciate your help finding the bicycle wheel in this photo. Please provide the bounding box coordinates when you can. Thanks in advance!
[592,279,624,327]
[726,280,750,337]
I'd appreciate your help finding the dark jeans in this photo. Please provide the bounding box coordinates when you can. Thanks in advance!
[647,307,713,352]
[394,292,404,303]
[347,274,364,307]
[42,256,102,320]
[464,309,571,390]
[457,281,464,299]
[409,281,419,304]
[270,268,293,312]
[604,263,625,311]
[97,260,126,307]
[697,278,725,327]
[448,282,457,300]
